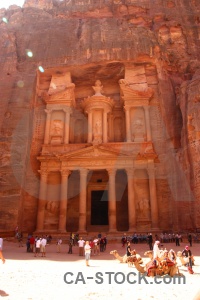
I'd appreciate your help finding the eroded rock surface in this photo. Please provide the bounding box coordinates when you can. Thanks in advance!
[0,0,200,233]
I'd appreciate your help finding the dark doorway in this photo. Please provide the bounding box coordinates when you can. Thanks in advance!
[91,190,108,225]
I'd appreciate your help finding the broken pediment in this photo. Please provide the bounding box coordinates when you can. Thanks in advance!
[42,84,75,106]
[48,72,73,96]
[119,78,154,104]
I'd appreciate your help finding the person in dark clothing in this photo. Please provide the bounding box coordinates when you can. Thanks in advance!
[121,233,127,247]
[175,234,180,246]
[127,241,132,257]
[148,233,153,250]
[188,234,192,247]
[103,236,107,251]
[182,245,194,274]
[68,239,73,254]
[100,238,104,252]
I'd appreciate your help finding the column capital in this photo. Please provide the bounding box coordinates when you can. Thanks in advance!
[103,109,109,114]
[38,168,48,177]
[107,168,116,176]
[63,107,72,114]
[86,108,92,114]
[124,106,130,112]
[79,168,88,177]
[44,108,52,115]
[61,169,71,177]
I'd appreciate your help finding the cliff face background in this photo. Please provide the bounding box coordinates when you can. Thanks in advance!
[0,0,200,233]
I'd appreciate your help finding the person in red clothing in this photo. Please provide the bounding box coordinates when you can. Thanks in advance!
[29,236,35,253]
[89,239,94,256]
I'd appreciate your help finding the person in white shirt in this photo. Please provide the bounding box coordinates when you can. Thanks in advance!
[78,237,85,256]
[34,238,41,257]
[40,237,47,257]
[153,240,161,260]
[84,241,91,266]
[0,237,5,263]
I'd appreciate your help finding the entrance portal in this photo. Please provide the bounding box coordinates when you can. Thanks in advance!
[91,190,108,225]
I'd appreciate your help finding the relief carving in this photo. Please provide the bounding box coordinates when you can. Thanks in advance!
[50,120,63,144]
[137,198,151,220]
[46,201,59,214]
[132,118,145,142]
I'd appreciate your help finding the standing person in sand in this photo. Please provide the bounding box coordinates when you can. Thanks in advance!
[84,241,91,266]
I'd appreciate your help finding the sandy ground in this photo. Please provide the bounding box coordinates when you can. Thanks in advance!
[1,239,200,300]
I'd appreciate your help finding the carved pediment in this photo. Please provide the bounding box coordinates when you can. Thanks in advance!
[60,145,130,159]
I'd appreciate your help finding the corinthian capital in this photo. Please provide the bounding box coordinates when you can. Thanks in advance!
[61,169,71,177]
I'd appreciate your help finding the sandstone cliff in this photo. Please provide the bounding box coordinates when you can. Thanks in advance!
[0,0,200,232]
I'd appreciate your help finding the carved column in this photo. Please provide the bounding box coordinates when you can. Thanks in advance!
[63,108,71,144]
[103,110,108,143]
[58,169,71,232]
[124,107,131,142]
[79,169,88,232]
[107,169,117,232]
[87,111,92,143]
[126,168,136,231]
[148,168,159,230]
[144,106,151,141]
[36,169,48,231]
[44,109,52,144]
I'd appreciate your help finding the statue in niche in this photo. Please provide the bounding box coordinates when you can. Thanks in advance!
[133,119,143,131]
[46,201,59,214]
[92,119,102,144]
[51,120,63,136]
[132,118,144,141]
[94,119,102,135]
[137,198,150,219]
[92,80,103,96]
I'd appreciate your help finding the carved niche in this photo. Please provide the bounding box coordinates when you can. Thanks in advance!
[131,107,145,142]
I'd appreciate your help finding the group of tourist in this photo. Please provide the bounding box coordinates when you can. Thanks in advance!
[122,232,195,247]
[75,234,107,266]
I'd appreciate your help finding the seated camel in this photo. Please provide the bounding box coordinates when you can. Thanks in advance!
[127,250,143,266]
[131,256,182,277]
[110,250,143,265]
[177,251,195,266]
